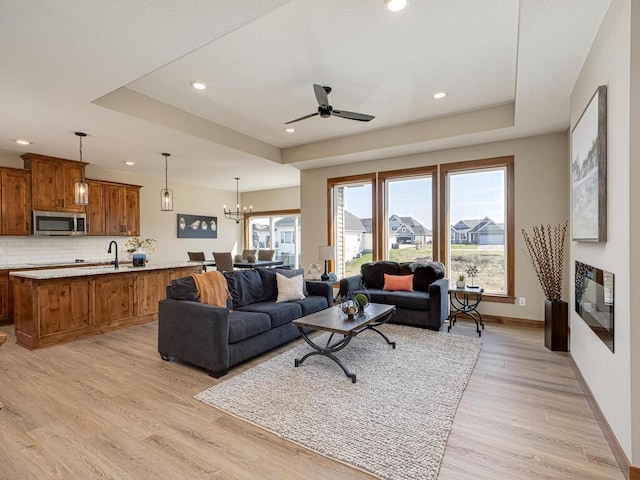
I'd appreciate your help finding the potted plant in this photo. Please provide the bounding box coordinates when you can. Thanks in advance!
[455,274,466,289]
[124,237,157,266]
[521,221,568,351]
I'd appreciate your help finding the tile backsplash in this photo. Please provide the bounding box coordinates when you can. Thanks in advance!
[0,236,132,267]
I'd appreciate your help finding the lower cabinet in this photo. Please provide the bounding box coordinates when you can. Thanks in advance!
[0,273,9,321]
[13,265,201,349]
[94,275,135,326]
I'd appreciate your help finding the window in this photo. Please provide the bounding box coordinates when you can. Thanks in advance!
[328,175,375,279]
[381,170,436,264]
[440,156,514,299]
[245,210,301,268]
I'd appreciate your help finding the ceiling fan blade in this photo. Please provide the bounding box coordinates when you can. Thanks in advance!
[284,112,319,124]
[313,84,329,106]
[332,110,375,122]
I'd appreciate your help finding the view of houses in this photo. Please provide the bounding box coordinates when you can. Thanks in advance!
[250,212,505,269]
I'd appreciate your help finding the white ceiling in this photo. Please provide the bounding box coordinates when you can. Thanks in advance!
[0,0,611,193]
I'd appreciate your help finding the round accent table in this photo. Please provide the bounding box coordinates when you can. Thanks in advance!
[447,286,484,337]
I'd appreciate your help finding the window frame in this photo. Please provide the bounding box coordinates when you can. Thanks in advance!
[243,209,301,266]
[377,166,438,262]
[439,156,515,303]
[327,173,377,275]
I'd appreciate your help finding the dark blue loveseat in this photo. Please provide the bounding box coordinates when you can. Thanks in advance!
[338,261,449,330]
[158,268,332,378]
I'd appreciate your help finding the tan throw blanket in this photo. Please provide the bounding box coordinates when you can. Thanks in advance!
[191,271,231,308]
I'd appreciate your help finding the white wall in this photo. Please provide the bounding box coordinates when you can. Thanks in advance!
[629,0,640,466]
[301,132,569,321]
[569,0,633,461]
[0,154,243,265]
[241,186,300,212]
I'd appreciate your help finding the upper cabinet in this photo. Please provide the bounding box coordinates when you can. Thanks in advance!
[21,153,87,213]
[105,182,141,236]
[85,179,106,236]
[0,168,31,236]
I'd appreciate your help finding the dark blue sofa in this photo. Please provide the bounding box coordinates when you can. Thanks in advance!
[158,268,332,378]
[338,261,449,330]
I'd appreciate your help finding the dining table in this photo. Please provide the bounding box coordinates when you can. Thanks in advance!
[189,259,284,269]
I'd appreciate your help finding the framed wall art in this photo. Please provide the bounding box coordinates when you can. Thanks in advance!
[571,85,607,242]
[177,214,218,239]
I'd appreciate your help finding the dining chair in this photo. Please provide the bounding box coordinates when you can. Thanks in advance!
[187,251,206,261]
[242,249,258,260]
[212,252,234,272]
[258,249,275,261]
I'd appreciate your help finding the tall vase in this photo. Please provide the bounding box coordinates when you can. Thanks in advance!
[544,299,568,352]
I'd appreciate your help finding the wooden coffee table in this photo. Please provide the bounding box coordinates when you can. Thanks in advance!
[292,303,396,383]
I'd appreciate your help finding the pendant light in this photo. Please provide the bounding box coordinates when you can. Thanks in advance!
[73,132,89,205]
[223,178,252,223]
[161,152,173,211]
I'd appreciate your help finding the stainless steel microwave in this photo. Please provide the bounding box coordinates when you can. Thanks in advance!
[33,211,87,236]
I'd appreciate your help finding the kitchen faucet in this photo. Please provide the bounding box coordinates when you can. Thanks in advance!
[107,241,119,269]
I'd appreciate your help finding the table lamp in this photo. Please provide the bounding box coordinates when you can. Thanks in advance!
[318,246,335,281]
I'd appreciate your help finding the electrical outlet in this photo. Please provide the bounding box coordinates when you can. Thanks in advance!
[518,297,526,307]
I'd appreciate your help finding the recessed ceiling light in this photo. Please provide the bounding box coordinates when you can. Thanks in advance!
[191,82,207,90]
[15,139,32,145]
[285,128,296,133]
[123,161,136,166]
[433,92,447,99]
[384,0,407,12]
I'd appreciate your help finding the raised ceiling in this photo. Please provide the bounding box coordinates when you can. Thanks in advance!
[0,0,611,192]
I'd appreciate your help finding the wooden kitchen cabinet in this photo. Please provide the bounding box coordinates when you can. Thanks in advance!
[93,274,135,326]
[135,271,170,317]
[105,182,140,236]
[0,272,9,321]
[21,153,87,213]
[85,179,106,235]
[37,279,91,336]
[0,168,31,235]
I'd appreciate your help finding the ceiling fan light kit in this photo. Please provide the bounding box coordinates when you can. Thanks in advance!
[285,84,375,125]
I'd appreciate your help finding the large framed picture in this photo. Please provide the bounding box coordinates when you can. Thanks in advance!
[571,85,607,242]
[177,214,218,239]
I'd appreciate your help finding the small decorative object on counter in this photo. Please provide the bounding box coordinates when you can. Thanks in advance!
[247,254,256,263]
[456,274,466,289]
[125,237,156,266]
[234,254,244,263]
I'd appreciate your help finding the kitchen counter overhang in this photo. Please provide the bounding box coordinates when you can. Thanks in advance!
[11,262,202,349]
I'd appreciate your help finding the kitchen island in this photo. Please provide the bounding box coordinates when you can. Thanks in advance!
[11,262,202,349]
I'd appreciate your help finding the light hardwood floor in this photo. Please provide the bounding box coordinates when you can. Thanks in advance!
[0,320,625,480]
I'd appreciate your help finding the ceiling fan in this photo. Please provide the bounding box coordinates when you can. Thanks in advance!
[285,84,375,125]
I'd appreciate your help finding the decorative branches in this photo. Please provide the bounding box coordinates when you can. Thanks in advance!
[521,221,568,301]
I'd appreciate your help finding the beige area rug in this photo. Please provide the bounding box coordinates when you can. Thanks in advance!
[195,324,482,480]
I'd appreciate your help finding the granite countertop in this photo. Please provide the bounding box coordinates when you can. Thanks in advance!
[1,259,114,270]
[10,261,199,280]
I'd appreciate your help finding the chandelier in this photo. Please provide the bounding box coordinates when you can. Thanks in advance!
[223,177,252,223]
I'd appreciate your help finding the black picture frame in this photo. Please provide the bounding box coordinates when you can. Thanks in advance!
[177,214,218,238]
[571,85,607,242]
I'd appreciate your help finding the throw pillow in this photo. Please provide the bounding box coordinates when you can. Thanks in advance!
[258,267,309,302]
[383,273,414,292]
[168,276,200,302]
[276,272,306,302]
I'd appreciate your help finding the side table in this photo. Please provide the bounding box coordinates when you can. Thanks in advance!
[447,286,484,337]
